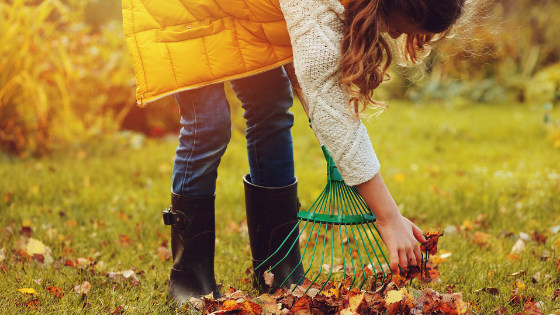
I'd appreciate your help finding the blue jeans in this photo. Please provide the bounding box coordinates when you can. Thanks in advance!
[172,67,296,197]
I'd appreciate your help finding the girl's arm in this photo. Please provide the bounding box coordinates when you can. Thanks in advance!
[279,0,379,187]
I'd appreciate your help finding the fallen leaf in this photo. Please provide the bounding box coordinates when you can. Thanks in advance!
[291,295,312,315]
[515,279,526,291]
[523,300,543,315]
[107,270,140,286]
[531,231,548,244]
[462,220,474,231]
[76,257,92,267]
[264,269,274,287]
[26,238,46,255]
[508,270,527,277]
[552,289,560,301]
[25,299,40,309]
[385,288,406,304]
[511,239,526,254]
[74,281,91,295]
[505,253,520,261]
[222,299,242,311]
[17,288,38,295]
[157,246,171,261]
[341,291,365,315]
[473,232,490,247]
[47,286,64,298]
[390,273,409,287]
[110,305,125,314]
[242,300,263,315]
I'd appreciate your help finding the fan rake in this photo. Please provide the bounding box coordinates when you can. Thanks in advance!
[254,64,394,292]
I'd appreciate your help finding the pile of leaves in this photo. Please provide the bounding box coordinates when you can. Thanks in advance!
[191,281,466,315]
[184,232,473,315]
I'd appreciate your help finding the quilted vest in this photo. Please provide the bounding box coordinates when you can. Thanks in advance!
[123,0,297,106]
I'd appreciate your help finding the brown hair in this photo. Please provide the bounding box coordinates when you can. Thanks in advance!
[340,0,466,116]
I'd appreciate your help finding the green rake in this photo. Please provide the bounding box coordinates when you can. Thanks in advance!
[254,64,394,292]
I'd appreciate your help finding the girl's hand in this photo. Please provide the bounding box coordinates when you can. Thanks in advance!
[375,215,426,273]
[355,172,426,273]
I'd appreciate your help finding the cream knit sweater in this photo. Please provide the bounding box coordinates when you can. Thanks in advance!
[280,0,381,186]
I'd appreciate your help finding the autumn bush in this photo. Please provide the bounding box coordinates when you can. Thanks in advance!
[3,0,560,157]
[0,0,139,157]
[383,0,560,105]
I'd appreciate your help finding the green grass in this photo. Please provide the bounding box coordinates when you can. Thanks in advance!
[1,100,560,314]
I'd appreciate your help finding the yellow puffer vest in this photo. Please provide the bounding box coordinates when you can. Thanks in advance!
[123,0,295,106]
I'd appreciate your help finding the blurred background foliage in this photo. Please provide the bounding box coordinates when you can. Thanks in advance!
[1,0,559,157]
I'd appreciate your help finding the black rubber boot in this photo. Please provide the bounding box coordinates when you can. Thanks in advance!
[162,192,222,305]
[243,174,305,292]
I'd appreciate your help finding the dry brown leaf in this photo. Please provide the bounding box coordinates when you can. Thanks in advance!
[264,269,274,287]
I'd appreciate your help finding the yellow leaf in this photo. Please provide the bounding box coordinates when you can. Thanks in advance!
[26,238,46,255]
[347,292,364,311]
[385,288,407,304]
[18,288,37,295]
[321,286,340,298]
[392,173,406,183]
[462,219,474,231]
[22,220,33,228]
[515,279,526,291]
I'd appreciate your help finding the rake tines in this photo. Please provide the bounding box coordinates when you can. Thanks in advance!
[256,145,393,292]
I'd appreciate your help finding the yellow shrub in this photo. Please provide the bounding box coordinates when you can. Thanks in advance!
[0,0,135,156]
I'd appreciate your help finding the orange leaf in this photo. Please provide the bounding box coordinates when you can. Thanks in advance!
[222,300,242,311]
[25,299,40,309]
[242,301,263,315]
[420,231,444,255]
[473,232,490,247]
[291,296,312,315]
[47,286,64,298]
[506,254,520,261]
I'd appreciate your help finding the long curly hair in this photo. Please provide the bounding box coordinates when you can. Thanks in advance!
[340,0,467,116]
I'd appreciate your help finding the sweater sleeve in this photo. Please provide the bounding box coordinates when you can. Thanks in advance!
[279,0,380,186]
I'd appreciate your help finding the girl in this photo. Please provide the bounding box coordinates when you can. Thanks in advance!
[122,0,467,304]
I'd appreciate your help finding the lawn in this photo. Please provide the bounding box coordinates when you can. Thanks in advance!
[1,99,559,314]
